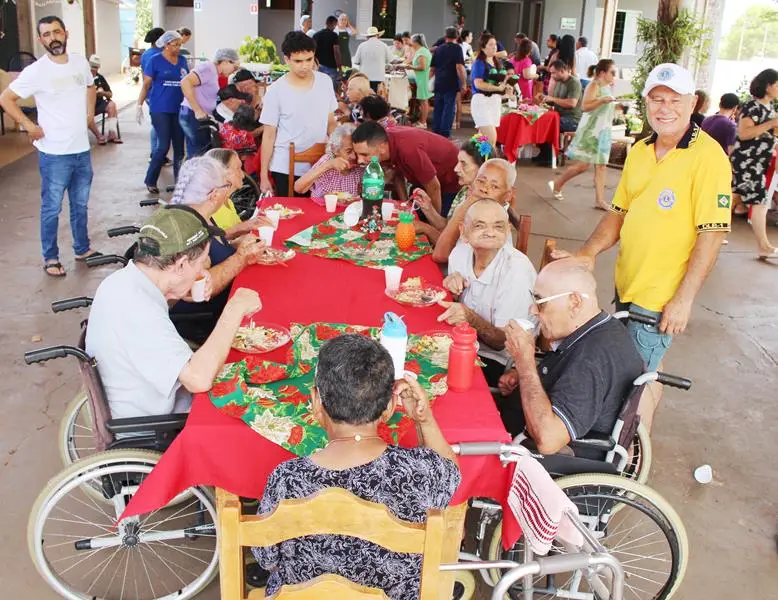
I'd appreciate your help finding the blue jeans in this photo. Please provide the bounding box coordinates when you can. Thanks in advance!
[560,116,579,133]
[432,90,457,138]
[615,297,673,372]
[145,112,184,187]
[179,106,211,158]
[38,151,93,262]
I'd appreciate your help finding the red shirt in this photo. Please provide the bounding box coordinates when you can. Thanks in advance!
[386,126,460,194]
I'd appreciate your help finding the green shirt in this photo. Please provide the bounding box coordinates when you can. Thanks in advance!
[553,76,582,122]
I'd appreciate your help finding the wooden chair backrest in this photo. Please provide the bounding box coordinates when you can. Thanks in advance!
[288,142,327,197]
[539,239,557,270]
[218,487,445,600]
[515,214,531,255]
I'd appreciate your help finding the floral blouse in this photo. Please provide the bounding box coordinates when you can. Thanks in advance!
[253,446,461,600]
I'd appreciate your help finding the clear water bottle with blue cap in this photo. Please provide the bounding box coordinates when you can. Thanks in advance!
[379,312,407,380]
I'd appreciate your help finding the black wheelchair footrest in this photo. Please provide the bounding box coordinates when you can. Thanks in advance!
[105,413,188,435]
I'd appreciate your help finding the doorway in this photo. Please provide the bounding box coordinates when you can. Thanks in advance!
[484,0,544,51]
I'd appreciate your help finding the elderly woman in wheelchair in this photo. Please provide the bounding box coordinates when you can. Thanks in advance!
[253,334,461,599]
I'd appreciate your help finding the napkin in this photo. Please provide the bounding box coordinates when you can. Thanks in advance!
[286,226,313,247]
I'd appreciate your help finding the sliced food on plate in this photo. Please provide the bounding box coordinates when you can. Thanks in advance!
[386,277,447,307]
[233,323,292,354]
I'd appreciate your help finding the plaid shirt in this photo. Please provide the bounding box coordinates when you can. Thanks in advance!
[309,153,364,198]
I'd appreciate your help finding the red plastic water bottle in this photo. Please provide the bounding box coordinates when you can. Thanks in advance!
[447,323,477,392]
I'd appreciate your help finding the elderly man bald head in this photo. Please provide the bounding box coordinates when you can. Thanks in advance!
[498,257,644,453]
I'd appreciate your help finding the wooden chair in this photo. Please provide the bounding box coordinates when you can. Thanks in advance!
[217,487,453,600]
[539,238,557,270]
[288,142,326,196]
[515,214,532,255]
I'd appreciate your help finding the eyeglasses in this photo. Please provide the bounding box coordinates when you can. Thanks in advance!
[532,291,590,305]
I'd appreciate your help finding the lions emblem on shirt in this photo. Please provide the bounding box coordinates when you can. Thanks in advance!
[657,189,675,210]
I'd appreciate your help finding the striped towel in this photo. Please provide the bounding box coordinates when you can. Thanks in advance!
[507,456,584,555]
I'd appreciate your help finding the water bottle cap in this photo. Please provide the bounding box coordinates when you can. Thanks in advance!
[382,312,407,337]
[399,212,414,223]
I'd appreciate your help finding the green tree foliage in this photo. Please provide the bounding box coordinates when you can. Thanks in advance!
[136,0,153,43]
[720,5,778,61]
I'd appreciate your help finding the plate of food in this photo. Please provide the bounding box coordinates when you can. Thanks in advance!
[255,247,296,266]
[385,277,447,307]
[232,321,292,354]
[336,192,355,205]
[262,203,304,219]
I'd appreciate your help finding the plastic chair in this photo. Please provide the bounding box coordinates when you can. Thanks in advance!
[287,142,326,197]
[217,487,447,599]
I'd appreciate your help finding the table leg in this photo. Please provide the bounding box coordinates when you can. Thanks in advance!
[551,147,557,170]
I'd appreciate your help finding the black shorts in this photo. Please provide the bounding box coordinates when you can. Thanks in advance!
[95,98,109,115]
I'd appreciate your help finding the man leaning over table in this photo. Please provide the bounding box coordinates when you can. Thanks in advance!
[86,207,261,421]
[259,31,338,197]
[554,63,732,432]
[436,199,536,388]
[498,259,643,455]
[351,121,461,215]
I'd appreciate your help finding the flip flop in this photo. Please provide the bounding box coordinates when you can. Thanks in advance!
[147,185,160,195]
[75,250,103,262]
[43,261,66,277]
[758,249,778,260]
[111,138,123,144]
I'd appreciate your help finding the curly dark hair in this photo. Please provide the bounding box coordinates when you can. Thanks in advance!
[281,30,316,57]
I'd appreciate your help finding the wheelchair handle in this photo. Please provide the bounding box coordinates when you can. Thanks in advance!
[453,442,508,456]
[107,225,139,238]
[51,297,93,313]
[656,372,692,390]
[24,345,90,365]
[139,199,162,207]
[612,311,659,326]
[86,254,128,268]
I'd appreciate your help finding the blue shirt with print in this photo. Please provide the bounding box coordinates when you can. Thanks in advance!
[144,53,188,113]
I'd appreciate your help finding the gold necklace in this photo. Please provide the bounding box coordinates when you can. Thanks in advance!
[327,434,383,445]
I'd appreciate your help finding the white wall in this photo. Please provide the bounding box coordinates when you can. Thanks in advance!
[594,0,657,68]
[412,0,453,42]
[165,7,195,55]
[259,11,295,55]
[62,0,86,57]
[542,0,585,47]
[193,0,257,61]
[95,0,122,73]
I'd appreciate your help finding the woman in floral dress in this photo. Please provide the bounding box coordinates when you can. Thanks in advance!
[253,334,460,600]
[549,59,617,210]
[729,69,778,258]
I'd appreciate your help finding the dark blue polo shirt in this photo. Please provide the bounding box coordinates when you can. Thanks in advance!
[431,42,465,93]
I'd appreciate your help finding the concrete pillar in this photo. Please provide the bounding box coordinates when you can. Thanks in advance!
[682,0,725,91]
[598,0,619,58]
[151,0,164,28]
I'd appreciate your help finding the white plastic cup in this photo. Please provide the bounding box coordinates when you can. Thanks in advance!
[258,226,274,246]
[384,265,403,292]
[324,194,338,213]
[693,464,713,484]
[190,274,208,302]
[381,201,394,221]
[265,209,280,229]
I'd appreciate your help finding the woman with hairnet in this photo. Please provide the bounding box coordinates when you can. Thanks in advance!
[137,30,189,194]
[180,48,241,157]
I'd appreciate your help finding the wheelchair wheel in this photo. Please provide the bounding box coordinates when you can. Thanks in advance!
[452,570,476,600]
[58,391,95,467]
[624,423,652,484]
[485,474,688,600]
[232,173,260,218]
[28,449,218,600]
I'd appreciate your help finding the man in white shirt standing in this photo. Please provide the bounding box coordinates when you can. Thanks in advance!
[259,31,337,197]
[574,37,599,87]
[353,26,393,92]
[437,198,537,386]
[0,16,100,277]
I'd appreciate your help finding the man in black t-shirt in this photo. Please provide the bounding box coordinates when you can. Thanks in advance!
[497,259,644,455]
[430,27,466,139]
[88,54,121,143]
[313,15,342,86]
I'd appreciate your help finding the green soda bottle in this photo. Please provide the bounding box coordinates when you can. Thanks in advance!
[361,156,385,220]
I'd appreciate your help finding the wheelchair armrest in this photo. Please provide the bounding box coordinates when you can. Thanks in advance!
[107,225,140,238]
[25,345,91,365]
[567,432,616,453]
[52,296,93,313]
[105,413,188,435]
[86,254,128,268]
[538,453,619,477]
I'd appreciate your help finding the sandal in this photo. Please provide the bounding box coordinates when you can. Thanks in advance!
[75,250,103,262]
[147,185,160,195]
[758,248,778,260]
[547,180,564,201]
[111,138,123,144]
[43,261,66,277]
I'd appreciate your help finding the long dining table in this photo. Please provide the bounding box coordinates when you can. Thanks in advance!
[120,197,522,593]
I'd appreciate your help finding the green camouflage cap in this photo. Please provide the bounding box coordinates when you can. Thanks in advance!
[137,207,219,257]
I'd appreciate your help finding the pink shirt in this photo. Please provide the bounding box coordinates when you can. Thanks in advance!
[511,56,534,101]
[309,153,365,199]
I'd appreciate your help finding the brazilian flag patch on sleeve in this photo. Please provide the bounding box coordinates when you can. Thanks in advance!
[717,194,731,209]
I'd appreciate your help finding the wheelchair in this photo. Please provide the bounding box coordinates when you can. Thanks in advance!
[24,307,219,600]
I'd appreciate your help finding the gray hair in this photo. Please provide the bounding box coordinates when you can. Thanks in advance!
[411,33,427,48]
[214,48,240,64]
[170,157,227,206]
[479,158,517,189]
[156,30,182,48]
[326,123,356,155]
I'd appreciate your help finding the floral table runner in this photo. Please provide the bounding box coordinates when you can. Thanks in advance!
[209,322,451,456]
[285,213,432,269]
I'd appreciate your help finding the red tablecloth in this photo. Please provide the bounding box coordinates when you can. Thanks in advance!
[497,110,560,163]
[122,198,521,546]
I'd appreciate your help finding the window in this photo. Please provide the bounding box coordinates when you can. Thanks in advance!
[611,11,626,53]
[611,10,641,55]
[373,0,398,39]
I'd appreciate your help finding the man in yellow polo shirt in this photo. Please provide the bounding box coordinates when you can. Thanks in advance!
[564,64,731,429]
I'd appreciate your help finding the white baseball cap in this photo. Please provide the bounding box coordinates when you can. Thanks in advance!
[642,63,696,97]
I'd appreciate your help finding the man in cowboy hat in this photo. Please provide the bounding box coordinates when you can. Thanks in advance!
[353,25,393,92]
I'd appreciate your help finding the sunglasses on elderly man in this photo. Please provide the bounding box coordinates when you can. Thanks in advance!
[532,291,590,305]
